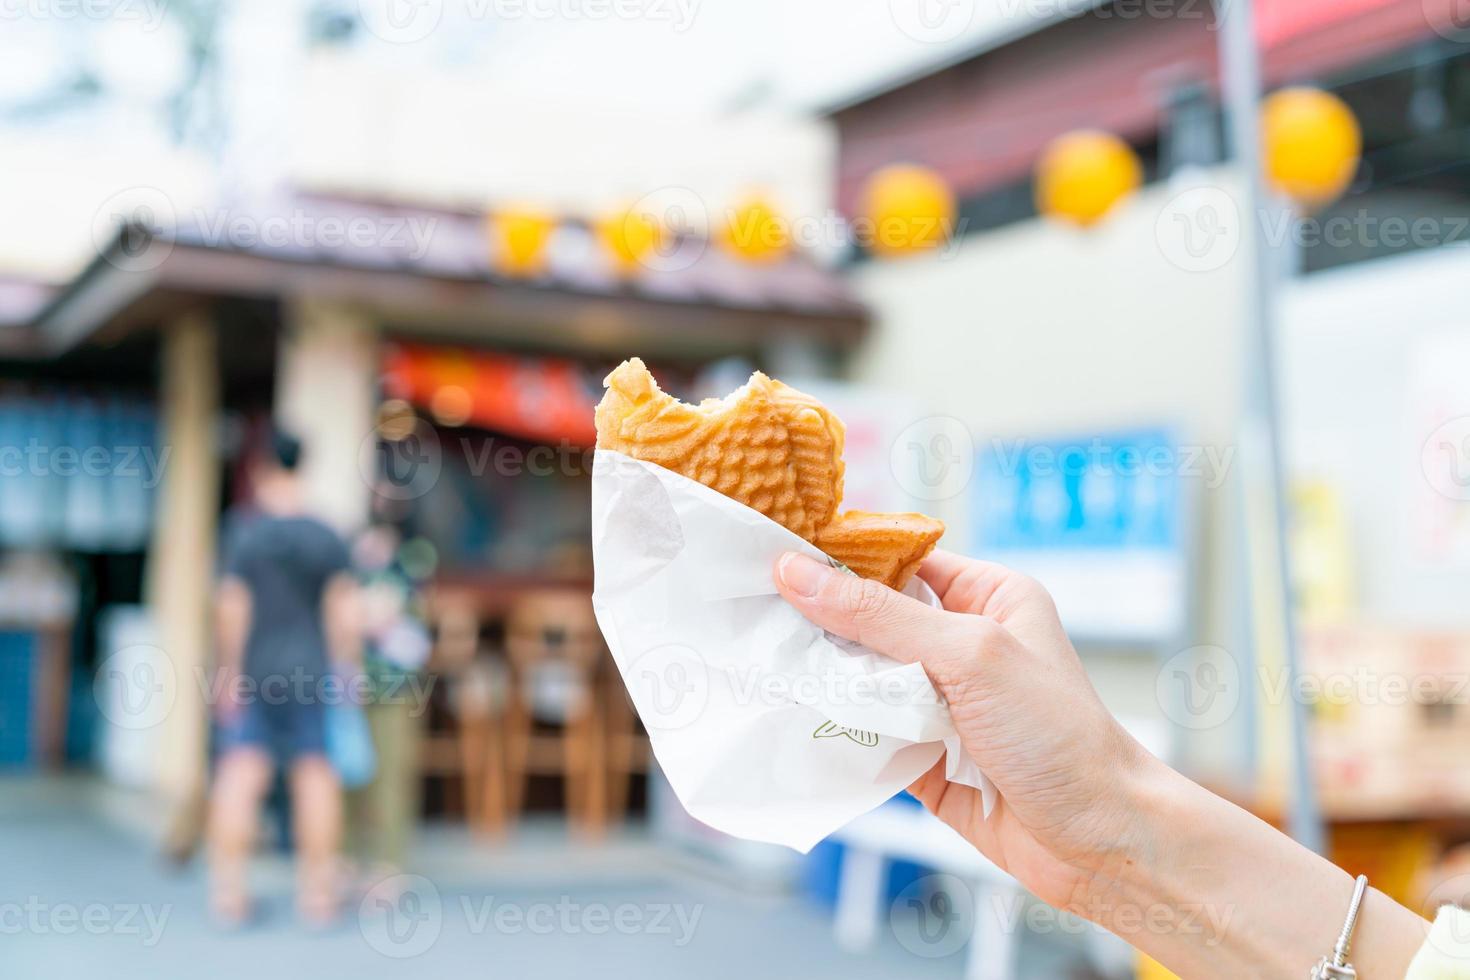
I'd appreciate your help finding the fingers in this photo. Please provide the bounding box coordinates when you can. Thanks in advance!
[774,553,1008,686]
[919,550,1034,615]
[776,552,942,654]
[915,549,975,599]
[907,757,949,804]
[919,550,1068,650]
[907,757,1003,863]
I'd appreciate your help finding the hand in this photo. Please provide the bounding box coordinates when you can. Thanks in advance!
[777,549,1433,978]
[774,549,1161,914]
[213,669,244,726]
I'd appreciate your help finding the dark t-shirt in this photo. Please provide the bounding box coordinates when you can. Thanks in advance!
[220,512,350,682]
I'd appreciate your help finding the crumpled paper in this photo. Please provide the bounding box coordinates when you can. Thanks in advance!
[590,450,993,852]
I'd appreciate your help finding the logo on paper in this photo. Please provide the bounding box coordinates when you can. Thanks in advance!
[812,720,879,747]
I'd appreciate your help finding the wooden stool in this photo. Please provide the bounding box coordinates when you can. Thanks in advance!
[453,655,509,836]
[420,598,508,830]
[502,589,609,837]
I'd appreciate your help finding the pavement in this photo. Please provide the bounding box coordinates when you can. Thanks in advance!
[0,775,1004,980]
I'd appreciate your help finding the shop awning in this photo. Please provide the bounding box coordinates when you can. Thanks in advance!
[28,193,868,360]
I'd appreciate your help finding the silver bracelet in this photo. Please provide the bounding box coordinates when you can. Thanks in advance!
[1311,875,1369,979]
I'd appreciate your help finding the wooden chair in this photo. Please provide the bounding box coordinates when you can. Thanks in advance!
[419,597,509,832]
[453,653,510,836]
[502,589,610,837]
[602,666,650,826]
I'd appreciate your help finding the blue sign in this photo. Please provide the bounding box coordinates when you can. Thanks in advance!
[973,429,1182,552]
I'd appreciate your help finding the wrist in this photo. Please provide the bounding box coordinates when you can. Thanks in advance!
[1087,755,1429,978]
[1050,735,1191,920]
[1073,746,1191,903]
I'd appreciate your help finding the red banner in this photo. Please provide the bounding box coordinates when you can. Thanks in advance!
[381,343,600,448]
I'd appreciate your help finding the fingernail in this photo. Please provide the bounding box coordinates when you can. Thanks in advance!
[778,553,831,598]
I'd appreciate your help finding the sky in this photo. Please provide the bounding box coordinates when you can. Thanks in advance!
[349,0,1085,111]
[0,0,1075,280]
[0,0,1075,118]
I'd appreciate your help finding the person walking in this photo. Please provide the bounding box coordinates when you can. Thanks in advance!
[207,430,360,927]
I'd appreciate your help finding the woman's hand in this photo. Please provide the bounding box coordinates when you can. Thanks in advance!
[774,548,1431,979]
[774,549,1158,914]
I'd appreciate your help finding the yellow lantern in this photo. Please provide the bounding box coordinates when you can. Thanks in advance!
[720,196,790,262]
[1262,87,1361,209]
[490,207,555,276]
[596,204,662,273]
[858,164,956,258]
[1034,130,1142,227]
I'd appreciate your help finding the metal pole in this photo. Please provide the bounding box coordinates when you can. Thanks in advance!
[1215,0,1325,853]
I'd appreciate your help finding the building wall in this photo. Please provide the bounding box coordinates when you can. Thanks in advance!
[1280,243,1470,628]
[275,298,379,535]
[845,170,1250,774]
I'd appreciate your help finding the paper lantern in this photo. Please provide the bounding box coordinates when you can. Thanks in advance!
[858,164,956,257]
[596,205,663,272]
[489,208,555,276]
[1034,130,1142,227]
[1262,87,1361,208]
[720,196,789,262]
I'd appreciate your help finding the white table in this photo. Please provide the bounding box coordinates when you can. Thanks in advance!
[830,802,1021,980]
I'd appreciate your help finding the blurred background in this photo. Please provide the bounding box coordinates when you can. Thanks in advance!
[4,0,1470,976]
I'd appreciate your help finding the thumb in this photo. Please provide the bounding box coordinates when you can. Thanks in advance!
[774,552,1007,690]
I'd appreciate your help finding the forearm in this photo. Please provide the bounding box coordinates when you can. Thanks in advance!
[1087,758,1429,979]
[323,576,362,667]
[214,580,250,674]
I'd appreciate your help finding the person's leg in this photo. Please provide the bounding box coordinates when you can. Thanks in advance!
[373,695,422,872]
[355,698,416,907]
[289,753,342,924]
[207,746,274,924]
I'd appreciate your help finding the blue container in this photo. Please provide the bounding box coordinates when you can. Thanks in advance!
[801,792,934,909]
[0,631,37,767]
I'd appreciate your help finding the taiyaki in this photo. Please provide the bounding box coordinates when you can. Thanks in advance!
[595,358,943,590]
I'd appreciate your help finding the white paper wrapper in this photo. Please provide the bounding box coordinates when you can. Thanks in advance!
[591,450,994,852]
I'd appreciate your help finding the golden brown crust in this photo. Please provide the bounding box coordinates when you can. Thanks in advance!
[595,358,944,589]
[815,511,946,590]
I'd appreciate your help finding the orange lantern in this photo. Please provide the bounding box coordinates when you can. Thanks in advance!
[858,164,956,258]
[1034,130,1142,227]
[1262,87,1361,209]
[489,207,555,276]
[596,204,662,273]
[720,195,790,262]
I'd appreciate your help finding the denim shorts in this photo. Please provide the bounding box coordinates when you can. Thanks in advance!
[218,697,328,764]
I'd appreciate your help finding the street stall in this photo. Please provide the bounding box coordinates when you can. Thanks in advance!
[25,191,867,842]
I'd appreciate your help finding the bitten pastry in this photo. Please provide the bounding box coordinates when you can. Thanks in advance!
[594,357,944,590]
